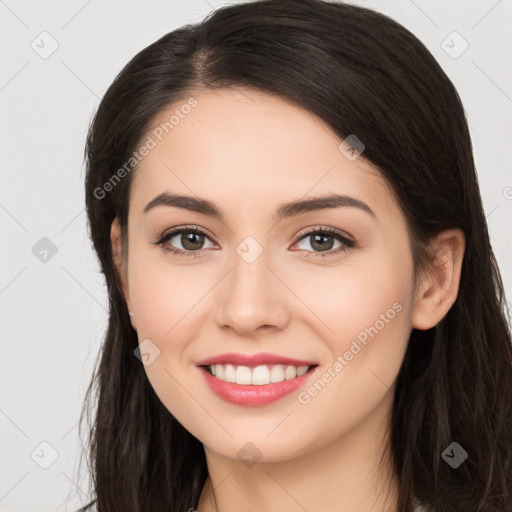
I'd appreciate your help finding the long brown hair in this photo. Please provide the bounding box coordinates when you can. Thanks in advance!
[78,1,512,510]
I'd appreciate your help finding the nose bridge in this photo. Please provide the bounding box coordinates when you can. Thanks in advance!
[214,235,290,333]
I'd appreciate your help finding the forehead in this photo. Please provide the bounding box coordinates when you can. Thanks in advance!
[129,87,395,219]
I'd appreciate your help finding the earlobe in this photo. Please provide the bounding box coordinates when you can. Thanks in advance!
[411,229,466,331]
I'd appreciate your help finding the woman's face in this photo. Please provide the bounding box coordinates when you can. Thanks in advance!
[115,87,419,462]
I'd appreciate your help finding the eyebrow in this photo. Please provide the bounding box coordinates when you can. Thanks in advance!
[143,192,377,223]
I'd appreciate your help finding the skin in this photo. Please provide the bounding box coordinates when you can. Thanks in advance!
[111,87,465,512]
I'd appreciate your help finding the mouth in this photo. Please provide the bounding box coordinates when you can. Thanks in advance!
[197,358,319,407]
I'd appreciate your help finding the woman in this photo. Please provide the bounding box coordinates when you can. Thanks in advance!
[77,0,512,510]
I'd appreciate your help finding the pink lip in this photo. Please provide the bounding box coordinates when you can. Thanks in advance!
[197,363,319,407]
[196,352,317,367]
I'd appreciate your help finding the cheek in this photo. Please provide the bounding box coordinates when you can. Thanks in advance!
[127,251,210,344]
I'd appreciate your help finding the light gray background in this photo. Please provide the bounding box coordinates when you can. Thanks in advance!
[1,0,511,510]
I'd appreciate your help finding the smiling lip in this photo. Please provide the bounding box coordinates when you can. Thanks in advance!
[196,352,319,407]
[196,352,317,367]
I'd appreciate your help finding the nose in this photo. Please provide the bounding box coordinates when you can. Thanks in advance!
[213,246,291,337]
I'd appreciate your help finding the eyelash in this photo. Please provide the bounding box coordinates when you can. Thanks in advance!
[152,225,356,260]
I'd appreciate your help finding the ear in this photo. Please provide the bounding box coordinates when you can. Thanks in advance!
[110,217,137,330]
[411,229,466,330]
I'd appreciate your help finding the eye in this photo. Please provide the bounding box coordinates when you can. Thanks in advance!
[152,225,217,258]
[291,227,355,258]
[152,225,355,259]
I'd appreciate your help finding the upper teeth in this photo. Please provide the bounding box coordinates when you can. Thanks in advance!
[210,364,309,385]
